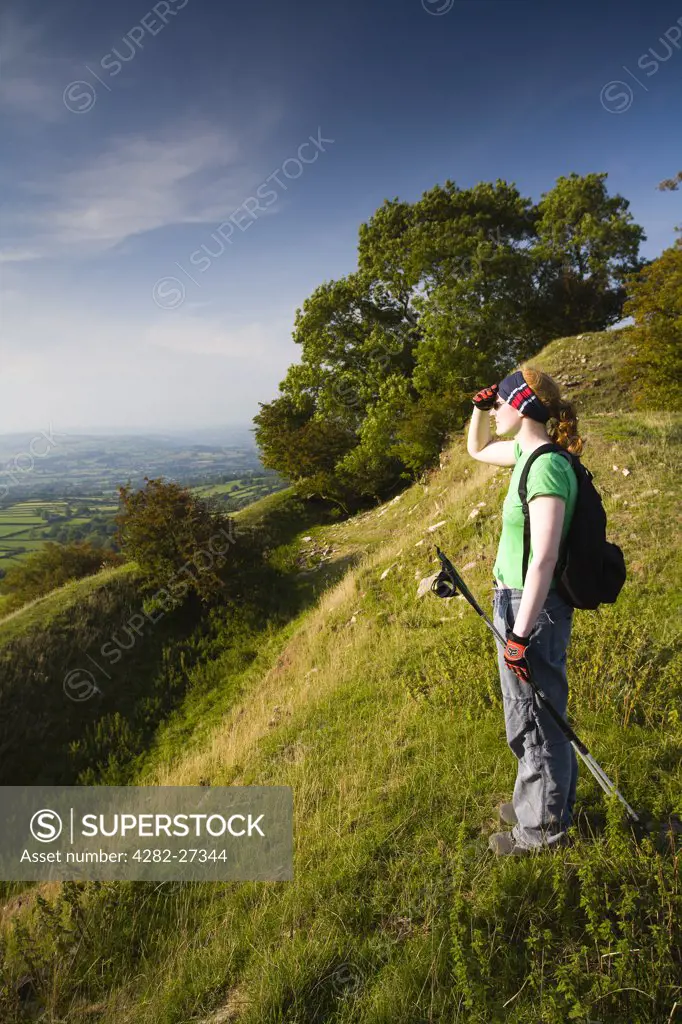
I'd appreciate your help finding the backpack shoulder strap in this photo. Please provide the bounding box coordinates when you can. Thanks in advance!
[518,443,574,585]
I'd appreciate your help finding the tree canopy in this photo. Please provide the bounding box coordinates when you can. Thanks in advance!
[254,172,646,505]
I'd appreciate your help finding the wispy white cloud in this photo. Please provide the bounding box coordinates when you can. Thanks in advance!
[1,121,286,261]
[40,130,245,241]
[1,5,287,260]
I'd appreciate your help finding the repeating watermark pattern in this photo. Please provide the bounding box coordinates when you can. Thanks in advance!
[152,128,335,309]
[63,520,239,702]
[600,15,682,113]
[421,0,456,14]
[0,424,62,501]
[63,669,104,704]
[63,0,191,114]
[330,963,364,999]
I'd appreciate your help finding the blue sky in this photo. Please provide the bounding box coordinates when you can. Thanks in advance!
[1,0,681,434]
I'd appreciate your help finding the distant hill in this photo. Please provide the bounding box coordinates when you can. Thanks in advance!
[0,429,278,501]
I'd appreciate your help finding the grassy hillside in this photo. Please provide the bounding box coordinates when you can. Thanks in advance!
[0,486,348,791]
[1,328,680,1023]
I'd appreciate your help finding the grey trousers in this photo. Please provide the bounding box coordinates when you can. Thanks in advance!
[492,580,578,848]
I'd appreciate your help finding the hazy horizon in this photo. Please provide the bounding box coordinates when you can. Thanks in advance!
[0,424,259,443]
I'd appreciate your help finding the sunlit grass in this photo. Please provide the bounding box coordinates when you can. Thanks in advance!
[1,331,680,1023]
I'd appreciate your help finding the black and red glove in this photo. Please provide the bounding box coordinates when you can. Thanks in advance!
[472,383,499,411]
[504,630,532,685]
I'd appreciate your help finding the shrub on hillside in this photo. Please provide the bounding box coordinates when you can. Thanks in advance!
[0,541,123,613]
[116,476,249,608]
[618,245,682,407]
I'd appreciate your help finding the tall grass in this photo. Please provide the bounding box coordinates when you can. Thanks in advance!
[0,337,680,1023]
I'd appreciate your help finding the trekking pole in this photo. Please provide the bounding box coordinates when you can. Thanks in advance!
[432,546,643,828]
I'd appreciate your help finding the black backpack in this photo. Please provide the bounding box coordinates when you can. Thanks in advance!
[518,443,626,610]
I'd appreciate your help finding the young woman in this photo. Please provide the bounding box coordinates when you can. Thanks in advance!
[467,365,584,856]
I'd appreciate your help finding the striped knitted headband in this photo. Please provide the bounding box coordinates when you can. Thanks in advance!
[497,370,552,424]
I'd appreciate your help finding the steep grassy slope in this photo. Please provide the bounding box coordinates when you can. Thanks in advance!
[0,488,349,788]
[1,328,681,1023]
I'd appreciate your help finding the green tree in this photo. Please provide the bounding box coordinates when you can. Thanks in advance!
[530,172,646,336]
[618,245,682,407]
[335,376,414,498]
[359,179,539,366]
[253,391,357,507]
[116,477,243,607]
[252,172,645,504]
[336,375,463,496]
[286,273,421,431]
[357,178,536,298]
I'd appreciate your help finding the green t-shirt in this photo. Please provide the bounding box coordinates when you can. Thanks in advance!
[492,440,577,590]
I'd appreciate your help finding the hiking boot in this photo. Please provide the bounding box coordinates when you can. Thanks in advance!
[497,801,518,826]
[489,830,572,857]
[488,831,529,856]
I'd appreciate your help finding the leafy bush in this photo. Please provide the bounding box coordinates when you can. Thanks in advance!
[618,245,682,408]
[0,541,123,613]
[116,476,244,608]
